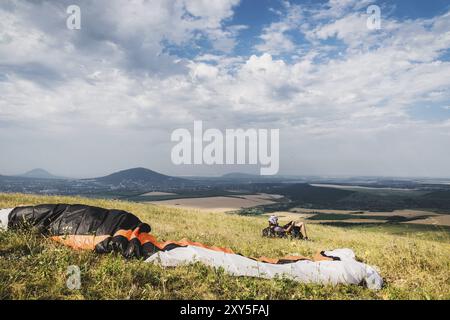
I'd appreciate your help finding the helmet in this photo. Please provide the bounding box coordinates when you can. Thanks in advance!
[268,215,278,225]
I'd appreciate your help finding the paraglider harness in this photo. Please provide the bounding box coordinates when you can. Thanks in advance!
[262,220,304,239]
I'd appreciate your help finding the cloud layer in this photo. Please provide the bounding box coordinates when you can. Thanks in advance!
[0,0,449,177]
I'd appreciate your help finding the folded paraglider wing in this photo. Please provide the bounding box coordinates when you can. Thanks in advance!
[7,204,156,259]
[1,204,383,289]
[146,246,383,290]
[4,204,239,259]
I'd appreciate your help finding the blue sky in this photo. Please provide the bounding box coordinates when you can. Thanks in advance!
[0,0,450,177]
[171,0,450,58]
[230,0,450,26]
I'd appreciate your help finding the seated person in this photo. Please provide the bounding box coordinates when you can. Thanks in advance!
[266,215,308,239]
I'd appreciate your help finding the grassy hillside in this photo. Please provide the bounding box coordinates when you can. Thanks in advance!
[0,193,449,300]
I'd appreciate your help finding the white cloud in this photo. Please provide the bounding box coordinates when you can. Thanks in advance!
[255,2,303,55]
[0,0,450,177]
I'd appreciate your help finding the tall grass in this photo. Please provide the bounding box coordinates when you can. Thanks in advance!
[0,193,449,299]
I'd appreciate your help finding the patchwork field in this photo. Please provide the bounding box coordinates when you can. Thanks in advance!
[0,193,449,300]
[406,214,450,226]
[146,193,282,213]
[140,191,178,196]
[281,208,450,226]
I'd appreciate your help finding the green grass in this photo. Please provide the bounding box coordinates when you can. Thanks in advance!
[0,193,449,300]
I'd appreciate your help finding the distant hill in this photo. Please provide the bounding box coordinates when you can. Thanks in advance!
[271,183,450,212]
[93,167,189,188]
[19,168,65,180]
[221,172,261,179]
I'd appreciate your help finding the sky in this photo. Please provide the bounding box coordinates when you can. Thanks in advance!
[0,0,450,178]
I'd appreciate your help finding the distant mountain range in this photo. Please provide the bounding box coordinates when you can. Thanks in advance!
[0,167,195,194]
[1,168,450,212]
[91,167,190,188]
[0,167,191,189]
[18,168,65,180]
